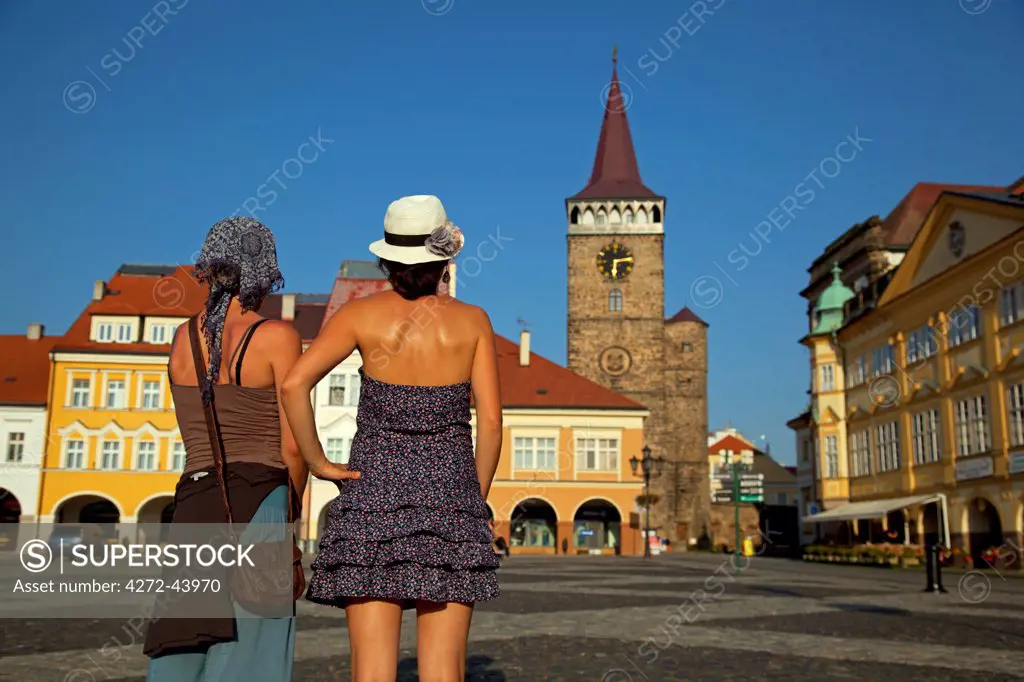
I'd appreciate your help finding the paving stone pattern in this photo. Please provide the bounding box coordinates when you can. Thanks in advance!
[2,554,1023,680]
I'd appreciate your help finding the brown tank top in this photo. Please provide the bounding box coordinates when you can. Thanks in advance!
[170,319,284,475]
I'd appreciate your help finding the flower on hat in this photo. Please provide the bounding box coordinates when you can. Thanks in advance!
[424,220,464,259]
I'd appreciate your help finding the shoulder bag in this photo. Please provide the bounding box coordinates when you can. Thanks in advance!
[188,315,306,617]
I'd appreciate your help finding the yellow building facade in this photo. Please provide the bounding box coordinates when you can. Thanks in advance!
[38,267,197,534]
[804,190,1024,565]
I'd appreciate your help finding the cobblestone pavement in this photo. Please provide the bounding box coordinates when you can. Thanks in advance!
[2,553,1024,680]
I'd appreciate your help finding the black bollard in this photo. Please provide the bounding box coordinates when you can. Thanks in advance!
[934,545,947,593]
[923,543,936,592]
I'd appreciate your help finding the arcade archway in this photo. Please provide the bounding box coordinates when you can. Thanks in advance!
[137,496,175,543]
[55,494,121,540]
[573,499,622,551]
[966,497,1003,567]
[509,498,557,549]
[0,489,21,551]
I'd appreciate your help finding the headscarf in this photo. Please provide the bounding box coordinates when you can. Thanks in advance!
[193,217,284,403]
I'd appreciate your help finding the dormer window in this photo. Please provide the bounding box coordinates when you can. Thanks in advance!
[91,316,139,344]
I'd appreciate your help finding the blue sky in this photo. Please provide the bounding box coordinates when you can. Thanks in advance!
[1,0,1021,464]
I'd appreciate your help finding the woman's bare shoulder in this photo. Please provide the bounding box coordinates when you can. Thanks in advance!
[252,318,302,346]
[446,299,492,331]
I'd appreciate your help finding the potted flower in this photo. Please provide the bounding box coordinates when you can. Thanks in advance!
[981,546,1000,569]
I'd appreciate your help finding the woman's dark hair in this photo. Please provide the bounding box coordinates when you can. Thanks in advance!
[378,258,449,300]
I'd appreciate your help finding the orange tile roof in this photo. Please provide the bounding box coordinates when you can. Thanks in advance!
[488,335,645,410]
[708,434,755,454]
[0,335,57,406]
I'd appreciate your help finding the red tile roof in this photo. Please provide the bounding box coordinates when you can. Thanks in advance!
[570,55,659,201]
[1010,175,1024,195]
[488,335,645,410]
[0,334,57,406]
[708,434,755,454]
[881,182,1006,247]
[667,307,708,326]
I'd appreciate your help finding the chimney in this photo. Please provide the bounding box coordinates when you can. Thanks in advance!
[26,323,44,340]
[519,329,530,366]
[92,280,105,301]
[281,293,296,321]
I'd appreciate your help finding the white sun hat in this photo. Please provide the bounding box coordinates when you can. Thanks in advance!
[368,194,464,265]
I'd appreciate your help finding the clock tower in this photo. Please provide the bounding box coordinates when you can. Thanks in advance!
[566,50,709,545]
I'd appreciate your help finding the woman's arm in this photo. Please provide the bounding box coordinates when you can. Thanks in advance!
[470,309,502,501]
[265,321,310,497]
[280,305,362,483]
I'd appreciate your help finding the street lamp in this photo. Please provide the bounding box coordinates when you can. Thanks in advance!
[630,445,665,559]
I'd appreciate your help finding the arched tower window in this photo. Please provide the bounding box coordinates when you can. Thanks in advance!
[609,289,623,312]
[623,208,634,225]
[570,206,581,225]
[609,208,621,224]
[636,207,648,224]
[651,205,662,223]
[596,210,607,226]
[582,208,595,226]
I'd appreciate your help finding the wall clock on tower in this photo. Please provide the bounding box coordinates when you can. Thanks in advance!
[596,242,633,280]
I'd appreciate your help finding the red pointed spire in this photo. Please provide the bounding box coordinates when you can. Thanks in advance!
[572,48,659,200]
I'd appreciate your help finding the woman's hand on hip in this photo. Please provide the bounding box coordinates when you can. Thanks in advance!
[310,460,361,483]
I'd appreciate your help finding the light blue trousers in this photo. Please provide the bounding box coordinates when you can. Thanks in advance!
[147,486,296,682]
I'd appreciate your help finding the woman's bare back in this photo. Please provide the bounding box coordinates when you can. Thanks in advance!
[354,290,489,386]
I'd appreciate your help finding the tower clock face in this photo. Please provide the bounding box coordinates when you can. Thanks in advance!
[596,242,633,280]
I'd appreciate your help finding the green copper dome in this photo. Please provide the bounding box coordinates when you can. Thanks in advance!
[811,263,854,335]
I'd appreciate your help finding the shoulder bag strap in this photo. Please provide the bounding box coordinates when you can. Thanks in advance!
[188,316,235,527]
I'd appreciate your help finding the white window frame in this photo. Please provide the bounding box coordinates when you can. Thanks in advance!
[820,364,835,392]
[824,435,839,478]
[328,375,346,406]
[850,429,871,477]
[64,439,86,469]
[1000,281,1024,326]
[105,378,127,409]
[141,380,162,410]
[100,440,122,470]
[325,437,351,464]
[170,441,186,471]
[512,435,558,472]
[71,378,91,408]
[574,432,620,474]
[5,432,25,463]
[1007,382,1024,447]
[135,440,157,471]
[955,394,989,456]
[91,315,139,344]
[876,421,900,473]
[116,322,134,343]
[911,409,941,465]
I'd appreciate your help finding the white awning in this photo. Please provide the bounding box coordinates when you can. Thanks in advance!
[802,494,940,523]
